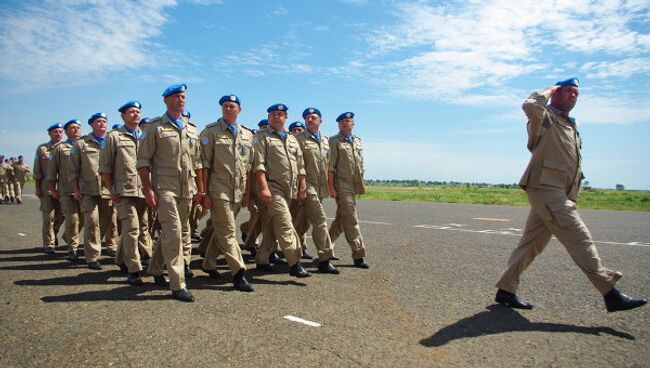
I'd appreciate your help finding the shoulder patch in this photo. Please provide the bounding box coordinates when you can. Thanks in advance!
[201,136,209,145]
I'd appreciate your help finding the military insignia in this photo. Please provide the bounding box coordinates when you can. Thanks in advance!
[253,136,259,144]
[309,108,315,114]
[201,136,209,145]
[230,95,237,101]
[139,131,147,140]
[278,104,285,111]
[189,137,195,144]
[345,112,352,118]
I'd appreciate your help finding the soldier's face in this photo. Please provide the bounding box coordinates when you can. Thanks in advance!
[338,117,354,135]
[49,128,64,143]
[291,126,304,135]
[552,86,579,113]
[221,101,241,122]
[268,111,287,130]
[91,118,108,136]
[164,92,186,114]
[65,124,81,140]
[305,114,321,133]
[121,107,141,126]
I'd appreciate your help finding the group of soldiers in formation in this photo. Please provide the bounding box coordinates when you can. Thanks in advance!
[0,155,31,204]
[28,83,367,302]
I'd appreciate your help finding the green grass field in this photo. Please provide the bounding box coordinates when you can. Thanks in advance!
[359,185,650,212]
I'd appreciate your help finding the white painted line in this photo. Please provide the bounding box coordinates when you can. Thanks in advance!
[360,220,392,225]
[501,228,523,232]
[449,223,467,227]
[473,217,511,222]
[413,225,649,247]
[18,233,26,236]
[283,315,321,327]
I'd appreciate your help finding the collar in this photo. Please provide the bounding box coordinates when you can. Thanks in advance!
[166,112,184,130]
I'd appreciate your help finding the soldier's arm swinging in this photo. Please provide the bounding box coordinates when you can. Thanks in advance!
[138,167,157,207]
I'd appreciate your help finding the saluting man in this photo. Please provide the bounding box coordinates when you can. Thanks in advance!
[33,123,65,254]
[293,107,339,273]
[70,113,119,270]
[100,100,153,286]
[197,94,255,292]
[495,78,647,312]
[328,112,369,269]
[47,119,83,261]
[137,83,202,302]
[252,103,310,278]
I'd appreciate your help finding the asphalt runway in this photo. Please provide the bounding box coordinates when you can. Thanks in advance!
[1,186,648,367]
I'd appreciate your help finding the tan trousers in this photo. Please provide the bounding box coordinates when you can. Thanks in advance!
[241,203,262,247]
[496,189,622,295]
[294,194,333,261]
[202,198,246,273]
[40,195,64,248]
[197,218,212,257]
[60,195,83,252]
[80,195,117,263]
[147,191,191,291]
[254,194,301,266]
[116,197,153,273]
[189,202,208,236]
[9,180,20,201]
[329,191,366,259]
[291,200,308,251]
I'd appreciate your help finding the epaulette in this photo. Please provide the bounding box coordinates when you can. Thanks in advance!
[241,125,255,133]
[205,121,219,128]
[187,120,196,127]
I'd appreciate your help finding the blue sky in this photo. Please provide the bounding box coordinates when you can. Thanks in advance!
[1,0,648,189]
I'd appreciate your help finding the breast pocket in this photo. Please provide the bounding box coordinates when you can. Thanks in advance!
[539,160,569,189]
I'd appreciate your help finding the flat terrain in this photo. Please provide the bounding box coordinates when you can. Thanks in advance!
[1,187,648,367]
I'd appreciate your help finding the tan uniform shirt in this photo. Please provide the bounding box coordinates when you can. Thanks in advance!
[519,91,583,202]
[4,163,15,181]
[13,162,30,181]
[46,140,75,194]
[252,127,306,199]
[70,134,110,197]
[328,133,365,195]
[99,127,144,198]
[33,141,58,193]
[136,114,201,198]
[200,119,254,203]
[295,130,329,198]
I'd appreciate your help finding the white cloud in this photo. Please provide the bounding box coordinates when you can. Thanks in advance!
[0,0,177,92]
[574,94,650,125]
[363,0,650,104]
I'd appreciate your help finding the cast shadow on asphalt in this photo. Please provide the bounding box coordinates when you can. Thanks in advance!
[419,305,635,347]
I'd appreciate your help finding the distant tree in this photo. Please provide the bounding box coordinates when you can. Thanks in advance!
[583,180,591,190]
[615,184,625,191]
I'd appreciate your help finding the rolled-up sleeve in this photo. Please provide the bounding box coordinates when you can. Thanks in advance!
[252,135,266,174]
[199,129,213,170]
[136,125,155,169]
[98,134,116,174]
[328,137,337,173]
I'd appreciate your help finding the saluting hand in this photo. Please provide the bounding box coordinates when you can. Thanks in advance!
[542,85,561,99]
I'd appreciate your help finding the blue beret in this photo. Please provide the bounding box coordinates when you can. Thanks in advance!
[336,112,354,122]
[18,155,23,159]
[118,100,142,113]
[219,94,241,106]
[162,83,187,97]
[139,117,150,126]
[88,112,107,125]
[555,77,579,88]
[64,119,81,129]
[111,124,121,130]
[302,107,321,118]
[47,122,63,132]
[289,121,305,131]
[267,103,288,113]
[258,119,268,127]
[182,110,191,118]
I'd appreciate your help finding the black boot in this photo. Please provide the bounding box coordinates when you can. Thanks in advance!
[495,289,534,309]
[233,269,254,292]
[318,260,340,274]
[289,263,311,278]
[353,257,369,269]
[128,272,143,286]
[604,288,647,312]
[171,288,194,302]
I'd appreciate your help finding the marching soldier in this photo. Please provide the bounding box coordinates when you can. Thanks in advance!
[137,83,202,302]
[47,119,83,261]
[12,155,31,204]
[0,155,10,203]
[4,157,16,203]
[495,78,647,312]
[70,113,119,270]
[293,108,339,273]
[100,100,153,286]
[252,103,310,278]
[197,94,254,292]
[33,123,65,254]
[328,112,369,268]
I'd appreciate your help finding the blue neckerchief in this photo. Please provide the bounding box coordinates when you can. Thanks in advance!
[311,131,321,142]
[277,130,287,141]
[166,112,184,130]
[65,138,74,145]
[92,133,106,149]
[342,134,353,144]
[125,125,141,139]
[226,122,238,137]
